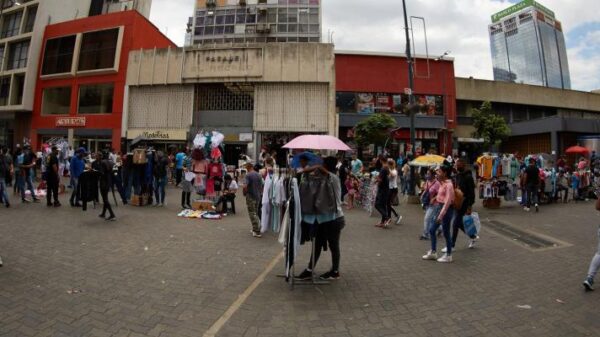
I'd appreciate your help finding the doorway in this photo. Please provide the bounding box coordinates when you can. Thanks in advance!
[83,139,112,153]
[224,144,248,167]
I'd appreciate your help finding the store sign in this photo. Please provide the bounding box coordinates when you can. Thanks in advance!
[56,117,86,127]
[239,133,253,142]
[127,129,187,141]
[184,48,263,79]
[491,0,554,23]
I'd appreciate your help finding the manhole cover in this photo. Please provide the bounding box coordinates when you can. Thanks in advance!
[485,220,571,251]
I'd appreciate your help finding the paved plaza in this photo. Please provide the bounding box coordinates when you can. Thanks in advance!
[1,187,599,337]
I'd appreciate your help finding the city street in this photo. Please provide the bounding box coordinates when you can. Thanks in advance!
[0,187,599,337]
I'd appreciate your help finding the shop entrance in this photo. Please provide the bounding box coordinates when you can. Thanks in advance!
[84,139,112,153]
[224,144,248,167]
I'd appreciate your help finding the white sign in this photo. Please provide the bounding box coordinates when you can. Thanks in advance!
[239,133,253,142]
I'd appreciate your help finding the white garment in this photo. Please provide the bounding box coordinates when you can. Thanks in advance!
[260,174,273,233]
[389,169,399,189]
[501,157,511,177]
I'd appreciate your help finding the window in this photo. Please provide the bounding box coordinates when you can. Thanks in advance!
[1,10,23,38]
[78,28,119,71]
[7,40,29,70]
[42,87,72,115]
[11,74,24,105]
[23,5,37,33]
[42,35,76,75]
[0,44,4,70]
[0,77,9,106]
[78,83,114,114]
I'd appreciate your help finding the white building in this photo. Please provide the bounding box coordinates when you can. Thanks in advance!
[0,0,152,148]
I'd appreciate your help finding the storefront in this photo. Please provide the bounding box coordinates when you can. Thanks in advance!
[126,129,188,153]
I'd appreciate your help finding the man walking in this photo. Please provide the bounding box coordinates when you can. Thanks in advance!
[46,146,61,207]
[69,148,85,207]
[175,148,185,187]
[583,189,600,291]
[350,154,363,176]
[98,151,116,221]
[243,162,262,238]
[153,151,169,206]
[20,146,40,203]
[452,159,478,249]
[524,157,540,212]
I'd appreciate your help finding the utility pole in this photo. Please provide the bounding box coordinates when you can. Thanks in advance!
[402,0,416,196]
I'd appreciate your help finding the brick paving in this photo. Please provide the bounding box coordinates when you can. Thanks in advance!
[1,187,599,337]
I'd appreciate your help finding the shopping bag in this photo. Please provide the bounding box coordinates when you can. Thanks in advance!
[472,212,481,235]
[463,212,480,237]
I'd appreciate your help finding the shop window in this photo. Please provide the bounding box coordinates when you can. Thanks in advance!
[78,28,119,71]
[42,86,71,115]
[336,92,356,113]
[41,35,76,75]
[23,5,37,33]
[0,44,4,70]
[78,83,114,114]
[0,76,9,106]
[11,73,24,105]
[1,10,22,38]
[6,40,29,70]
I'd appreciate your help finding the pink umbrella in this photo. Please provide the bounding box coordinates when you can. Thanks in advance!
[283,135,351,151]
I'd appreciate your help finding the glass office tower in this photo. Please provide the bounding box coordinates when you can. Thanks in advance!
[188,0,321,46]
[489,0,570,89]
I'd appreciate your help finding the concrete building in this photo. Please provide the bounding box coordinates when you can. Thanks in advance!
[124,43,335,165]
[455,77,600,157]
[489,0,570,89]
[0,0,152,149]
[336,51,457,157]
[188,0,321,46]
[29,10,174,152]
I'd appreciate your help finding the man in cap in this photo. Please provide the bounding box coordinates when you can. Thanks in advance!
[69,148,86,207]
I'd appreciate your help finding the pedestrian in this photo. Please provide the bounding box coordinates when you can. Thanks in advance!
[3,148,12,188]
[374,157,391,228]
[180,149,193,209]
[98,151,116,221]
[45,146,61,207]
[20,146,40,203]
[350,154,363,176]
[339,159,349,203]
[583,189,600,291]
[401,161,411,195]
[296,156,346,281]
[243,162,262,238]
[214,174,238,214]
[524,157,540,212]
[153,151,169,206]
[13,147,21,195]
[449,159,478,251]
[422,161,455,263]
[69,148,85,207]
[420,169,440,240]
[387,158,402,225]
[0,147,12,208]
[175,148,185,186]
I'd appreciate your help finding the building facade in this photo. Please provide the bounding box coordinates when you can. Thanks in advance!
[188,0,321,46]
[335,51,457,157]
[0,0,153,149]
[455,78,600,158]
[125,43,335,165]
[29,10,174,152]
[489,0,570,89]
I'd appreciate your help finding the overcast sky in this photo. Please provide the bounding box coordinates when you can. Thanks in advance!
[149,0,600,92]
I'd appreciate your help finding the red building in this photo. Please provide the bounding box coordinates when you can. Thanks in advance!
[30,10,175,152]
[335,51,457,156]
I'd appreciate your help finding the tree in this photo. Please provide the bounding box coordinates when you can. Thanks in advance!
[354,113,397,148]
[471,101,511,151]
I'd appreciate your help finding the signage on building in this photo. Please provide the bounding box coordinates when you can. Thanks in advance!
[491,0,555,23]
[127,129,187,141]
[56,117,86,127]
[239,133,253,142]
[183,48,264,79]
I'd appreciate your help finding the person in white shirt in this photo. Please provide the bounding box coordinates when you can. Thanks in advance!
[387,158,402,224]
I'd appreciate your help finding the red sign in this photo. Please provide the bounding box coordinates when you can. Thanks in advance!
[56,117,86,128]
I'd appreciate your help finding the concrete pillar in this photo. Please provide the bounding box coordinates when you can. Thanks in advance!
[68,128,75,147]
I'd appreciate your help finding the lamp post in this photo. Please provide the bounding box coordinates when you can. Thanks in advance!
[402,0,417,196]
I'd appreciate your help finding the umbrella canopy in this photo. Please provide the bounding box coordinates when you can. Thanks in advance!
[409,154,446,167]
[291,152,323,169]
[283,135,351,151]
[565,145,589,155]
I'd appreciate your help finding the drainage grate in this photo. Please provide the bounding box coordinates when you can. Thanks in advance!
[485,220,570,251]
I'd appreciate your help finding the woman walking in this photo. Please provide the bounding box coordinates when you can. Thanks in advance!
[374,157,391,228]
[422,162,455,263]
[420,169,440,240]
[387,159,402,225]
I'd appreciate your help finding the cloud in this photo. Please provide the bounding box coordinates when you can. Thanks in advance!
[150,0,600,91]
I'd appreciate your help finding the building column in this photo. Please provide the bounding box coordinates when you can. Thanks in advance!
[551,131,559,159]
[67,129,75,148]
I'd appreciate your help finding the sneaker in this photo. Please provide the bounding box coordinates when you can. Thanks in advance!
[524,207,530,212]
[320,271,340,280]
[99,214,106,219]
[422,250,438,260]
[374,222,384,228]
[468,239,476,249]
[419,235,429,241]
[535,204,539,212]
[251,231,262,238]
[583,277,594,291]
[105,216,116,222]
[437,254,453,263]
[441,247,448,253]
[53,202,61,208]
[396,216,403,225]
[4,203,9,208]
[295,269,313,280]
[383,218,392,228]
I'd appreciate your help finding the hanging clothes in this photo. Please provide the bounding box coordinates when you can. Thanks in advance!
[501,156,511,177]
[260,174,273,233]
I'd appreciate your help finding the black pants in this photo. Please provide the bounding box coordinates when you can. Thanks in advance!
[181,192,191,207]
[308,217,345,272]
[175,169,183,186]
[215,194,235,212]
[452,202,476,247]
[100,189,115,217]
[387,188,399,218]
[375,194,390,222]
[46,177,59,205]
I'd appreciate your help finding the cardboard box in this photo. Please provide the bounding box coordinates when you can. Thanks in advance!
[192,200,214,211]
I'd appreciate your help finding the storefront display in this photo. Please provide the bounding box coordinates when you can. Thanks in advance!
[336,92,444,116]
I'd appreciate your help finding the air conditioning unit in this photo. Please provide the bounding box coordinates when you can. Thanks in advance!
[256,23,271,33]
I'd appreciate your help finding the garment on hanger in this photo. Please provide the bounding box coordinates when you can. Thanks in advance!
[501,156,511,177]
[261,174,273,233]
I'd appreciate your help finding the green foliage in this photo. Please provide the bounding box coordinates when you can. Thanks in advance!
[471,101,511,150]
[354,113,397,147]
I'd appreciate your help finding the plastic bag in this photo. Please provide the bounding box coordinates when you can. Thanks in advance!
[463,212,481,237]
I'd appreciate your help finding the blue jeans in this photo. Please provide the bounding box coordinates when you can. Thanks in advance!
[0,177,9,205]
[21,171,37,200]
[154,175,167,204]
[423,205,436,237]
[429,204,455,255]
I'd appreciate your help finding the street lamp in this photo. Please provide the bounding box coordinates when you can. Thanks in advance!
[402,0,417,196]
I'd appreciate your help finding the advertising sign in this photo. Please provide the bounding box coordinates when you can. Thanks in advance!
[56,117,86,127]
[491,0,554,23]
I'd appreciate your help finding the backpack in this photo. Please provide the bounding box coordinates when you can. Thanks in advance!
[454,187,464,209]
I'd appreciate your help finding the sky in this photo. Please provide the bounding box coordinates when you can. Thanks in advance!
[149,0,600,92]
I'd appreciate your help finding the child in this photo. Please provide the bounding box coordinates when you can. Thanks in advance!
[571,171,580,201]
[345,175,359,210]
